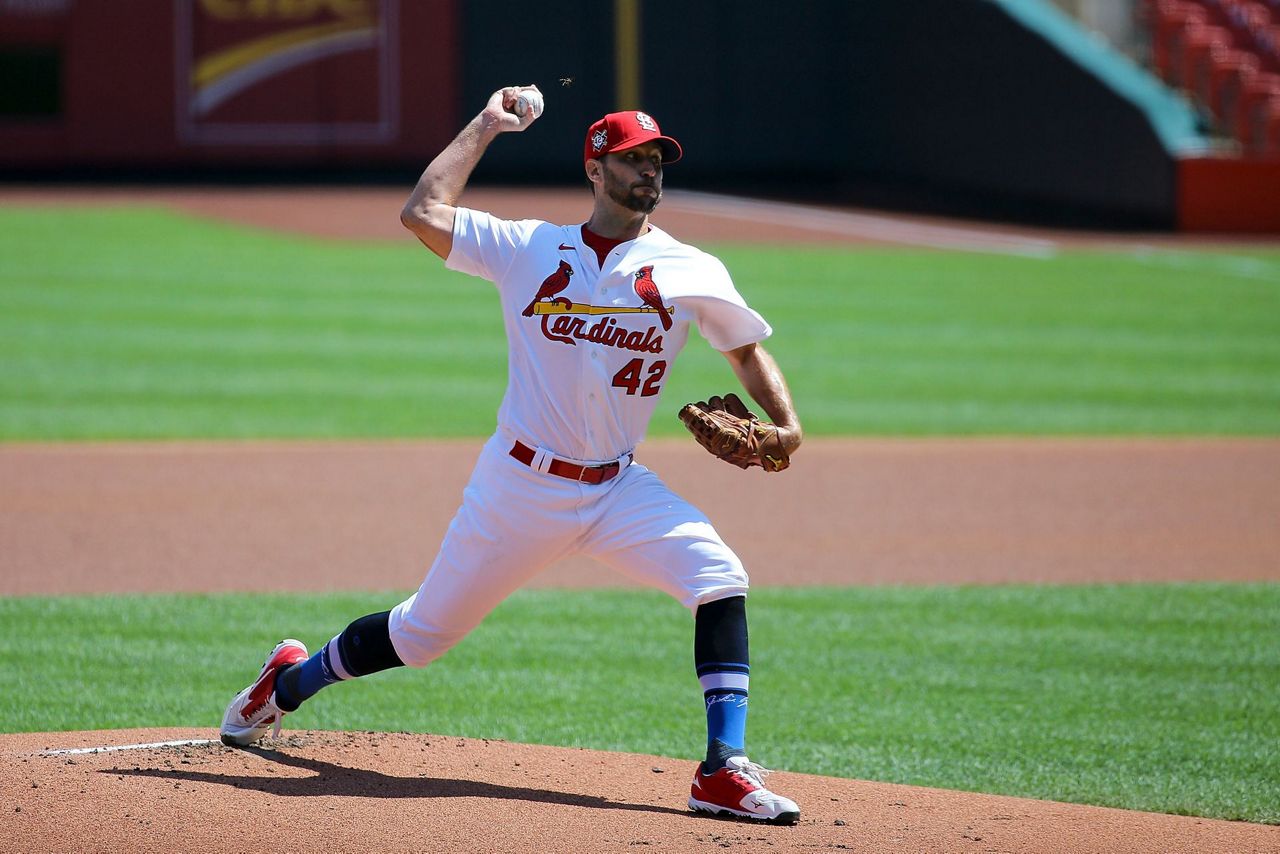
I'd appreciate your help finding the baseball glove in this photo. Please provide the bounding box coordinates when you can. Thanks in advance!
[678,393,790,472]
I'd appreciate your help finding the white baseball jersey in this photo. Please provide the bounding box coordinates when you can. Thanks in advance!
[446,207,771,462]
[387,208,766,668]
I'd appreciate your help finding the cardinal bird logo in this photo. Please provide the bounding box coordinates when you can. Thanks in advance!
[632,265,672,331]
[522,260,575,317]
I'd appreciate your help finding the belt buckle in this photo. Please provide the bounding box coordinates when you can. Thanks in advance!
[577,464,592,484]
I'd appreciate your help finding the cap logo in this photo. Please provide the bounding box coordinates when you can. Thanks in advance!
[635,112,657,132]
[591,128,608,151]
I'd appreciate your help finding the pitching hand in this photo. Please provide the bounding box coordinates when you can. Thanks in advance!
[483,85,543,133]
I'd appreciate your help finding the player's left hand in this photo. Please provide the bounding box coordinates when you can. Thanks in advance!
[678,393,791,472]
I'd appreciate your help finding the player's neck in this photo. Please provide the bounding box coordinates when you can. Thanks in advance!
[585,204,650,242]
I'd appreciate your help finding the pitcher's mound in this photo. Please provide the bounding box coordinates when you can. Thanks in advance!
[2,729,1274,853]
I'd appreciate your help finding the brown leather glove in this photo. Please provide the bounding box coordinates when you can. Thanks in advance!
[677,392,790,472]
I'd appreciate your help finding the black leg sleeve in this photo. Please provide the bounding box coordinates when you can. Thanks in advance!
[694,595,748,669]
[337,610,405,678]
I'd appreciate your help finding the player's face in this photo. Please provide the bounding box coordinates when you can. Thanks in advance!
[600,143,664,214]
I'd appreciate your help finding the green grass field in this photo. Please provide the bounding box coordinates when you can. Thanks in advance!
[2,203,1278,825]
[2,207,1278,439]
[1,586,1276,824]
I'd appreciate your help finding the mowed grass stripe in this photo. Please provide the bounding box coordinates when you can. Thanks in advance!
[806,398,1268,435]
[0,324,507,365]
[1,272,480,326]
[0,585,1275,824]
[3,207,1280,439]
[816,320,1280,361]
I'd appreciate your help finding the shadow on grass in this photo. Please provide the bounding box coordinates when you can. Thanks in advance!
[106,744,689,817]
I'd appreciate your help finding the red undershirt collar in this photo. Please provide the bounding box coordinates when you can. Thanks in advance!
[581,224,647,268]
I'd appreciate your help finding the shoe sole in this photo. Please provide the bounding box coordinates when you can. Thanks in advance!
[689,797,800,826]
[219,686,273,747]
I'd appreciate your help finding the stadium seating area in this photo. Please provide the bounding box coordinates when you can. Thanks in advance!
[1142,0,1280,155]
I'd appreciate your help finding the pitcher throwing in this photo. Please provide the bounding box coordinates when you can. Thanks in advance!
[220,84,804,825]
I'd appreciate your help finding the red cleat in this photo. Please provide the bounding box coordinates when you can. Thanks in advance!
[689,756,801,825]
[219,639,308,747]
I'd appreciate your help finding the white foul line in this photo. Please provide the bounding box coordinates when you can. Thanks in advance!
[662,189,1060,258]
[38,738,218,756]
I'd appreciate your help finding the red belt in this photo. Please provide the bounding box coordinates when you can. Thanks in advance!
[509,441,626,484]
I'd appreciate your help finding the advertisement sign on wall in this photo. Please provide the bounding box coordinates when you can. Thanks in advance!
[175,0,399,145]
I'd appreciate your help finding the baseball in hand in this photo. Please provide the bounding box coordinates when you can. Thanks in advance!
[515,90,544,119]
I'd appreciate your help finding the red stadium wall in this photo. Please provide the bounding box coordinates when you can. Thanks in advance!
[0,0,458,169]
[1177,156,1280,232]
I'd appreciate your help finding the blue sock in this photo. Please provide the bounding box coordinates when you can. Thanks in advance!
[274,636,345,712]
[705,690,749,751]
[698,662,749,768]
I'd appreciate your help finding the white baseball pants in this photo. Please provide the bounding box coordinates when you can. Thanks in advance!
[387,432,749,668]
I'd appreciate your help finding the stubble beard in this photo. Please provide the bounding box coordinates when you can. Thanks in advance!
[605,172,661,214]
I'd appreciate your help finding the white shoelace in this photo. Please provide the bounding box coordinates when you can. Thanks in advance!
[728,758,773,788]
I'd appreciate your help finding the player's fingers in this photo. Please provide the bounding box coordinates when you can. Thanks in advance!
[483,87,527,131]
[484,90,512,120]
[486,88,509,110]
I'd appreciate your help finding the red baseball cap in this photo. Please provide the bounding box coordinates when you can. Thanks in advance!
[583,111,683,165]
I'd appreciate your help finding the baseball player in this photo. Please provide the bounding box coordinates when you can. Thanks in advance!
[221,85,804,825]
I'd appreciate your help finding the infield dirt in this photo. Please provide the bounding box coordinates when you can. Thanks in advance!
[4,439,1279,596]
[4,729,1279,854]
